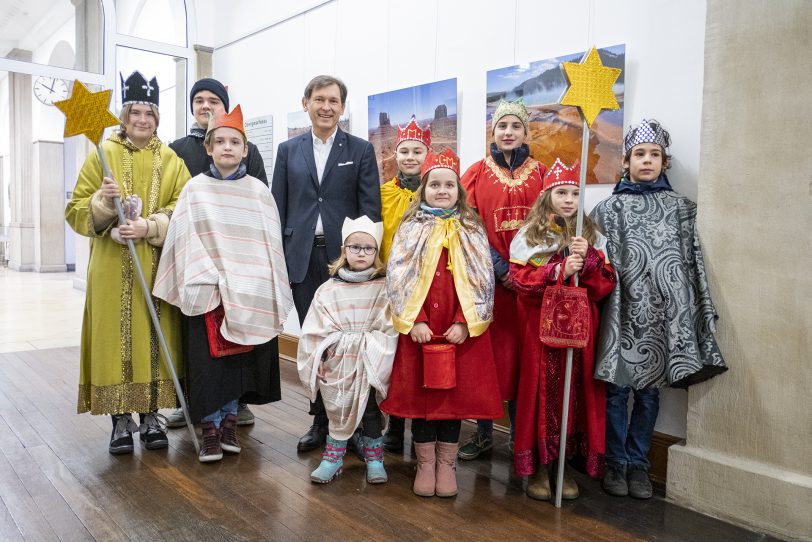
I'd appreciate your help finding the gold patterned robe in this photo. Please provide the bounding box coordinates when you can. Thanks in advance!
[66,134,190,415]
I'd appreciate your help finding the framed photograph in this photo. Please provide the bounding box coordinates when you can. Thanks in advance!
[486,44,625,184]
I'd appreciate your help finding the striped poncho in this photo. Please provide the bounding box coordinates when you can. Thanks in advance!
[153,173,293,345]
[297,273,398,440]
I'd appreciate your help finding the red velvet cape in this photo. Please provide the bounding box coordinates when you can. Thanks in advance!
[509,246,614,477]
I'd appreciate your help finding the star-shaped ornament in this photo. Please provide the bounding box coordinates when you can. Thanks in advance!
[54,81,120,146]
[559,47,621,127]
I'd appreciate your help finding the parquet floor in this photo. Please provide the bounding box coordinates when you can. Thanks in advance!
[0,346,780,541]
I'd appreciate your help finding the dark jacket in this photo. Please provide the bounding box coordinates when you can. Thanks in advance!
[169,134,268,185]
[271,128,381,283]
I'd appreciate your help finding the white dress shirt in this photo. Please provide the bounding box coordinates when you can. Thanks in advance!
[312,127,337,235]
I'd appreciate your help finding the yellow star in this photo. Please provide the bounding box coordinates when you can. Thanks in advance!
[54,80,120,146]
[559,47,622,127]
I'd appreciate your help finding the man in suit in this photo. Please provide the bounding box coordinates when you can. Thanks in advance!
[272,75,381,452]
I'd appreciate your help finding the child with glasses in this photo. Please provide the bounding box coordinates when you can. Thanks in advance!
[297,216,398,484]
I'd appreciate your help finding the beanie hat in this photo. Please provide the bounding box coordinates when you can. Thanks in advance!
[190,78,229,113]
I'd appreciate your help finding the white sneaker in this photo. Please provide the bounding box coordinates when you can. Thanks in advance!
[165,408,186,429]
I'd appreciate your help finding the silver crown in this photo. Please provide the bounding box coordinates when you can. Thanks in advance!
[624,118,670,153]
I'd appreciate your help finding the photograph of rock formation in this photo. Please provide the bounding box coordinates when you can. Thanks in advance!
[486,44,625,184]
[367,78,457,184]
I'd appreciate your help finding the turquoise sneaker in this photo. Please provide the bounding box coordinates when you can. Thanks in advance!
[310,436,346,484]
[361,436,388,484]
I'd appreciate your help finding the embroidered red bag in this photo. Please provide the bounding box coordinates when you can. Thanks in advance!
[538,259,591,349]
[204,304,254,358]
[422,335,456,389]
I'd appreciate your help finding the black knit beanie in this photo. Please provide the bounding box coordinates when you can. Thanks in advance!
[189,78,229,113]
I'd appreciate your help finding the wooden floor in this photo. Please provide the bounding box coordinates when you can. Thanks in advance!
[0,347,780,542]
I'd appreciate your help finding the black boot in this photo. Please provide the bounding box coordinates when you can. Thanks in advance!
[109,414,136,455]
[627,465,653,499]
[602,462,629,496]
[383,416,405,452]
[139,412,169,450]
[297,423,328,452]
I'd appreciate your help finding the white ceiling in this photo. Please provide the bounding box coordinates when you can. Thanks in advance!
[0,0,77,59]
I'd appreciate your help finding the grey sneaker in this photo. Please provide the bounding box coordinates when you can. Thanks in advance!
[627,465,653,499]
[165,408,186,429]
[236,403,255,426]
[457,432,493,460]
[602,462,628,496]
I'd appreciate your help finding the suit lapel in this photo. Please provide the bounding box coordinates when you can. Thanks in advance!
[299,132,319,188]
[321,128,347,183]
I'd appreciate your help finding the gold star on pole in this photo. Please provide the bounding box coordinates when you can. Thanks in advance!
[54,80,120,146]
[559,47,621,127]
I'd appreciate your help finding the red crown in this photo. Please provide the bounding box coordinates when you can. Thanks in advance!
[542,158,580,191]
[421,148,460,180]
[207,104,245,138]
[397,116,431,148]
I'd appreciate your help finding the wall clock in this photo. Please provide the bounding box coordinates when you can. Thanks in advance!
[33,76,70,106]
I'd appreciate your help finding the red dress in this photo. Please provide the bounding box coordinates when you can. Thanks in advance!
[510,246,615,477]
[380,250,503,420]
[461,155,545,400]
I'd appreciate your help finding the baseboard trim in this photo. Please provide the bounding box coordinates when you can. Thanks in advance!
[650,432,683,492]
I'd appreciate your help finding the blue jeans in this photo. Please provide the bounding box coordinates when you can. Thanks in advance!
[476,400,516,439]
[605,384,659,470]
[202,399,239,428]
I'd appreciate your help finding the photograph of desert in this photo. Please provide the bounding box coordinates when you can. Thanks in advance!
[368,78,457,184]
[486,44,625,184]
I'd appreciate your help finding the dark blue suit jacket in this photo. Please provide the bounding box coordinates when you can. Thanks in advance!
[271,128,381,283]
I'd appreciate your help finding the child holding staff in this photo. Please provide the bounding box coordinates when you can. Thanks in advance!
[509,158,615,501]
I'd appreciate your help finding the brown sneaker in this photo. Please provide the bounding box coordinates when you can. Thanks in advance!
[220,414,241,454]
[199,421,223,463]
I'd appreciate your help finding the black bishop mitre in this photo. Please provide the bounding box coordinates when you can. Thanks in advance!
[121,71,159,107]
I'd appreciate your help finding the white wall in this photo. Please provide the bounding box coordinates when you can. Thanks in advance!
[212,0,709,437]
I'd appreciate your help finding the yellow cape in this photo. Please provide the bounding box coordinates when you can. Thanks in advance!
[380,177,416,263]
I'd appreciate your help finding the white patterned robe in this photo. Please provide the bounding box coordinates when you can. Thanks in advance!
[297,276,398,440]
[153,173,293,344]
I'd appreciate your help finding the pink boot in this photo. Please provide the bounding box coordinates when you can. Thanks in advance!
[413,441,436,497]
[435,441,459,497]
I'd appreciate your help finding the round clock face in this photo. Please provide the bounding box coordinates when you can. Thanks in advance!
[33,77,70,106]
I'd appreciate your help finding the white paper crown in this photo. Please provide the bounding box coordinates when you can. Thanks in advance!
[624,118,671,153]
[341,215,383,248]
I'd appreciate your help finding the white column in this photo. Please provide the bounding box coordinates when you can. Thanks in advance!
[7,49,35,271]
[32,141,67,272]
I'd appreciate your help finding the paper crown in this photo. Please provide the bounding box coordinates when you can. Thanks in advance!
[491,98,529,133]
[420,148,460,180]
[542,158,580,191]
[121,71,159,107]
[624,118,671,153]
[396,116,431,148]
[341,215,383,248]
[206,104,246,138]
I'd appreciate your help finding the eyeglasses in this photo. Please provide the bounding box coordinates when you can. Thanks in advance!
[346,245,377,255]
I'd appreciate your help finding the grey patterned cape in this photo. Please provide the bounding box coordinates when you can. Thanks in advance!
[590,189,727,389]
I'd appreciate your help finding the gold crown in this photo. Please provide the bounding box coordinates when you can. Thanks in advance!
[492,98,529,132]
